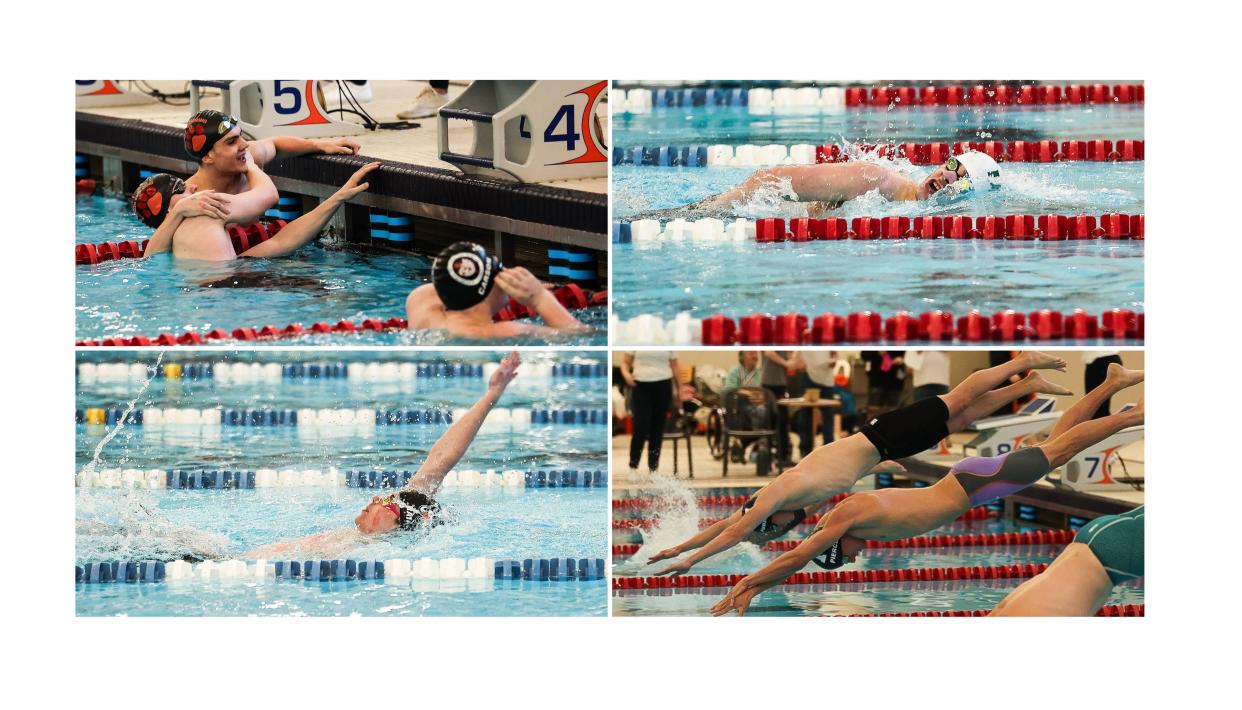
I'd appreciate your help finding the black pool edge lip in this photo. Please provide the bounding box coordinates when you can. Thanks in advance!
[75,111,607,235]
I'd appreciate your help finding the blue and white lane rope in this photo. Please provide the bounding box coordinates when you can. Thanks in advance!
[76,407,608,427]
[76,557,606,584]
[75,467,607,489]
[77,361,607,384]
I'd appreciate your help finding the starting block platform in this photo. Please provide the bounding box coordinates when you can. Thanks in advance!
[1060,403,1144,492]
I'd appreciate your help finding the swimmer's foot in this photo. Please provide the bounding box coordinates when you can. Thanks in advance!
[1025,371,1073,396]
[1127,399,1145,423]
[1020,351,1068,372]
[1105,363,1145,390]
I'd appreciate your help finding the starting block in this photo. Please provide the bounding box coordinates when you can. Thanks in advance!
[438,80,608,183]
[190,80,364,140]
[1061,404,1144,491]
[76,80,156,108]
[961,397,1061,458]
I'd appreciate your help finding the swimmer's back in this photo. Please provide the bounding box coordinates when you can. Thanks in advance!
[172,215,238,261]
[406,284,448,330]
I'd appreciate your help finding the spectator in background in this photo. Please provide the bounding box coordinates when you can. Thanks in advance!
[1083,351,1123,419]
[762,351,801,467]
[724,351,762,391]
[906,351,952,403]
[861,351,906,410]
[619,352,680,479]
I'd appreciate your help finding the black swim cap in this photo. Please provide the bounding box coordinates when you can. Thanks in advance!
[395,490,444,530]
[184,110,239,160]
[812,540,847,570]
[432,242,503,311]
[131,173,186,228]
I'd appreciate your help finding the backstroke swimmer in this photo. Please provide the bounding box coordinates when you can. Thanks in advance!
[989,504,1143,616]
[633,150,1001,221]
[711,363,1143,616]
[648,352,1073,577]
[405,242,590,340]
[242,351,522,560]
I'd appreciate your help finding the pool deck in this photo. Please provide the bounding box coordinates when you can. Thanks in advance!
[75,81,607,249]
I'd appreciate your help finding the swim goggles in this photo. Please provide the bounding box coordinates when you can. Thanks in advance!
[943,157,967,177]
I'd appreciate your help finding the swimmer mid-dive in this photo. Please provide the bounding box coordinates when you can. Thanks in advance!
[633,150,1001,221]
[990,504,1143,616]
[132,161,380,261]
[648,352,1074,577]
[710,363,1143,616]
[405,242,589,340]
[242,352,522,561]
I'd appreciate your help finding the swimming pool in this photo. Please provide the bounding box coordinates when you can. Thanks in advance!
[612,88,1143,345]
[75,195,607,346]
[76,351,609,616]
[611,483,1144,616]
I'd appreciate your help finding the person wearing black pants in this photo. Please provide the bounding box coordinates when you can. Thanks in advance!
[620,352,680,477]
[762,351,801,468]
[1083,352,1123,419]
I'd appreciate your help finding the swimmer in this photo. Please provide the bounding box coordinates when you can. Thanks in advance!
[134,161,380,261]
[649,352,1074,577]
[990,505,1143,616]
[711,363,1143,616]
[405,242,589,339]
[636,150,1002,221]
[243,352,522,560]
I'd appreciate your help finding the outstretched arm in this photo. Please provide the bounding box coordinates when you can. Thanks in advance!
[248,136,361,168]
[654,480,794,576]
[647,509,746,565]
[240,162,378,258]
[405,351,520,495]
[711,505,859,617]
[215,163,280,226]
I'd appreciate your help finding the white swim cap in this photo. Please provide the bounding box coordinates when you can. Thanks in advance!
[953,151,1002,190]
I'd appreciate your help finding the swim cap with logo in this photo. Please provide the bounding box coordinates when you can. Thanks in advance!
[811,539,848,570]
[432,242,503,311]
[949,150,1003,192]
[184,110,240,160]
[391,490,445,530]
[131,173,186,228]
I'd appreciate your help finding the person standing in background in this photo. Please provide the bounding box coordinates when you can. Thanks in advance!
[762,351,801,468]
[619,352,680,479]
[795,351,841,458]
[1083,351,1123,419]
[906,351,952,403]
[861,351,906,410]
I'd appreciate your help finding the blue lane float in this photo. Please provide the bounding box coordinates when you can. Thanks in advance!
[77,558,606,583]
[78,407,607,427]
[81,468,607,489]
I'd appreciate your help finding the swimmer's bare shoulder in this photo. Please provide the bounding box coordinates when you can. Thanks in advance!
[406,284,446,330]
[171,215,237,261]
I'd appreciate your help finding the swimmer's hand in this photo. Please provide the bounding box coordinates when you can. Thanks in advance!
[654,559,694,577]
[333,162,381,201]
[646,547,681,565]
[315,137,362,156]
[489,351,521,393]
[495,267,549,309]
[711,581,761,617]
[172,187,229,221]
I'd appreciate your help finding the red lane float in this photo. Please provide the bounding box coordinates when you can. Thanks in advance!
[699,308,1143,345]
[845,83,1143,108]
[811,139,1143,164]
[749,213,1144,242]
[612,563,1053,590]
[76,287,604,347]
[75,220,287,265]
[832,605,1144,617]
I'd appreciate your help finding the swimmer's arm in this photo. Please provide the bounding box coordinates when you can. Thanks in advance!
[144,190,232,255]
[648,509,746,564]
[738,509,857,592]
[239,162,378,258]
[799,163,915,203]
[658,481,792,574]
[406,351,519,495]
[496,269,588,332]
[144,211,185,256]
[242,529,359,560]
[217,164,280,226]
[249,136,361,168]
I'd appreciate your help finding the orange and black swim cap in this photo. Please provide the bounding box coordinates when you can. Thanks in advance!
[184,110,239,160]
[131,173,186,228]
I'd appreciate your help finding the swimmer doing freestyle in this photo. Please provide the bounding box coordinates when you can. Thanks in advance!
[711,362,1143,616]
[131,109,370,261]
[405,242,589,340]
[242,351,522,561]
[636,150,1001,221]
[648,352,1074,577]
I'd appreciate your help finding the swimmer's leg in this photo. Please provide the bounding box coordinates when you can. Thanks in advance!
[946,371,1073,433]
[941,352,1070,430]
[989,542,1116,616]
[1037,401,1144,469]
[1047,363,1144,439]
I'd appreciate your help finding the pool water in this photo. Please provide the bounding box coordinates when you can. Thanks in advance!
[76,195,606,345]
[612,102,1143,336]
[76,352,609,616]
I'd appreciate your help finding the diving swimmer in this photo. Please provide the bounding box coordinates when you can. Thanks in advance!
[242,351,522,560]
[990,504,1143,616]
[405,242,589,339]
[648,352,1073,577]
[637,150,1002,221]
[710,363,1143,616]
